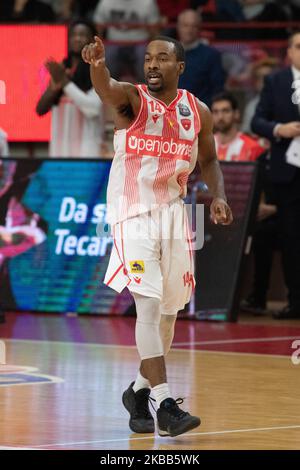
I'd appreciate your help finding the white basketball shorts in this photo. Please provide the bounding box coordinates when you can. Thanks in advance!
[103,198,195,315]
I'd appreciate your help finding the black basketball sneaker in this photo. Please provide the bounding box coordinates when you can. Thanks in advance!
[157,398,201,437]
[122,382,155,433]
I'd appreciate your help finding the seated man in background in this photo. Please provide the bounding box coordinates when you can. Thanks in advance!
[212,91,265,161]
[36,20,104,158]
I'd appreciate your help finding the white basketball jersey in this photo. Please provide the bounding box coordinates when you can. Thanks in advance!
[106,84,201,225]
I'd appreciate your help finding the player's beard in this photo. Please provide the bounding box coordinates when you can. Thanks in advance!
[148,83,164,92]
[146,74,164,92]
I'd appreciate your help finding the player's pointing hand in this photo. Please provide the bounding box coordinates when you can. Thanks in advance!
[81,36,105,67]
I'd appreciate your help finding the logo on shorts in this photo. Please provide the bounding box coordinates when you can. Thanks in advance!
[133,276,142,284]
[183,271,194,288]
[130,260,145,273]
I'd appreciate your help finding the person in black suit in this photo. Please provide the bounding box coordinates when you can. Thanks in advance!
[251,30,300,320]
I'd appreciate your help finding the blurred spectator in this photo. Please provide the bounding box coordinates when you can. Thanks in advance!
[40,0,99,22]
[36,20,104,158]
[239,0,288,40]
[68,0,99,21]
[157,1,191,24]
[196,0,218,21]
[214,0,288,40]
[0,128,9,157]
[212,91,264,161]
[177,9,225,107]
[39,0,62,15]
[283,0,300,20]
[93,0,161,82]
[241,0,285,20]
[222,47,268,91]
[251,30,300,319]
[156,1,207,31]
[242,57,278,134]
[0,0,56,23]
[215,0,244,21]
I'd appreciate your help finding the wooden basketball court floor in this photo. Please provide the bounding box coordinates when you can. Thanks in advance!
[0,311,300,450]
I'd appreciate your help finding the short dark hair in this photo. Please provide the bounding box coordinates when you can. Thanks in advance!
[211,92,238,111]
[288,29,300,47]
[150,35,185,62]
[69,19,97,38]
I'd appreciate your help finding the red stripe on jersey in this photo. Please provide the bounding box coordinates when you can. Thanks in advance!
[112,224,131,285]
[128,85,148,133]
[153,100,180,204]
[106,263,124,286]
[191,275,195,292]
[122,89,148,217]
[184,212,195,292]
[187,92,201,137]
[120,221,126,267]
[184,211,193,262]
[122,153,143,217]
[177,170,189,195]
[120,222,131,281]
[112,226,123,264]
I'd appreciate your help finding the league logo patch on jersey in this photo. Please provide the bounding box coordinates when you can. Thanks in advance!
[181,119,191,131]
[130,260,145,273]
[178,103,191,117]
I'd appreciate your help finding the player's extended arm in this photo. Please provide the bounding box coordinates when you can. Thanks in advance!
[197,102,233,225]
[81,36,135,109]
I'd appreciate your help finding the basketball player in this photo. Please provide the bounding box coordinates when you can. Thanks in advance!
[82,35,233,437]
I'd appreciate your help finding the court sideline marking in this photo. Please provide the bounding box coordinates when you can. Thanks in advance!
[3,335,299,349]
[173,335,300,346]
[1,337,296,359]
[2,423,300,449]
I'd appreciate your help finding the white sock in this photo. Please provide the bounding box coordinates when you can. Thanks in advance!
[152,383,171,407]
[133,371,151,393]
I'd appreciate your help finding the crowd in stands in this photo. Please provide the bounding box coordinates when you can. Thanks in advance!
[1,1,300,31]
[0,1,296,160]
